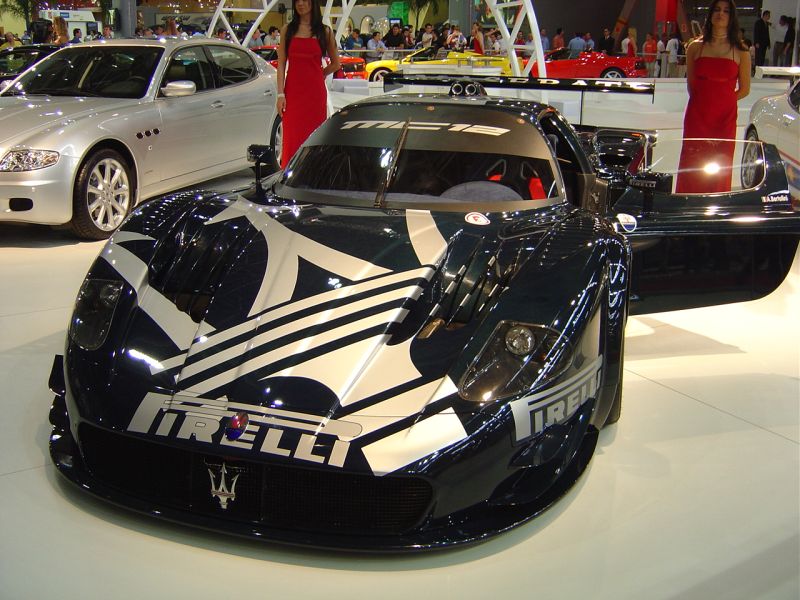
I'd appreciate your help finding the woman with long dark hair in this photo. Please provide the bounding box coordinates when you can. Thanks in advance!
[276,0,340,168]
[676,0,751,193]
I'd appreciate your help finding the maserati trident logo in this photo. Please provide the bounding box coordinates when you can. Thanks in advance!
[207,462,240,510]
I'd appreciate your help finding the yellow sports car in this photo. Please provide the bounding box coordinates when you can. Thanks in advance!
[365,46,516,81]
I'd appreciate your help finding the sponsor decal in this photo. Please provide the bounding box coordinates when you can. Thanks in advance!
[761,193,789,204]
[510,355,603,442]
[616,213,638,232]
[207,462,240,510]
[465,212,491,226]
[340,120,510,136]
[128,393,361,468]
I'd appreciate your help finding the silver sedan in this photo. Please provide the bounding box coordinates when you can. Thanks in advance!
[0,38,281,238]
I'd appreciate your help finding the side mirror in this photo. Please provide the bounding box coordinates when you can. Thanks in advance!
[160,81,196,97]
[247,144,274,189]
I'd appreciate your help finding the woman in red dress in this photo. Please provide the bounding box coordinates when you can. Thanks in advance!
[276,0,340,168]
[470,22,484,55]
[676,0,750,194]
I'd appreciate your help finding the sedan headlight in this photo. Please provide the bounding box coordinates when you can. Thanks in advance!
[459,321,567,403]
[0,149,60,171]
[69,279,124,350]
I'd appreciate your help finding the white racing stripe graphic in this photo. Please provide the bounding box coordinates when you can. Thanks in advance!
[510,355,603,441]
[181,306,410,395]
[101,239,202,350]
[201,196,392,317]
[361,407,468,476]
[406,209,449,266]
[344,376,458,437]
[178,281,426,380]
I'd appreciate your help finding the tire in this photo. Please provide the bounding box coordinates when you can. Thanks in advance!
[741,127,764,189]
[600,68,626,79]
[71,149,135,240]
[369,67,391,82]
[268,114,283,172]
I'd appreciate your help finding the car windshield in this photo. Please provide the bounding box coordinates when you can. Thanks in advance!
[0,49,50,77]
[277,101,563,211]
[3,46,163,99]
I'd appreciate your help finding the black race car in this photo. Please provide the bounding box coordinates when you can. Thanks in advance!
[48,78,800,551]
[0,44,60,84]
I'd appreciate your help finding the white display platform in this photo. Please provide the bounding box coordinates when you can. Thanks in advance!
[0,171,797,599]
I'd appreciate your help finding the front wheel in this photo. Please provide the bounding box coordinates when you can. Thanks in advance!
[71,149,135,240]
[369,67,391,82]
[600,68,626,79]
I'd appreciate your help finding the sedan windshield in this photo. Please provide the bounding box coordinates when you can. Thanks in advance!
[278,102,563,211]
[4,46,163,99]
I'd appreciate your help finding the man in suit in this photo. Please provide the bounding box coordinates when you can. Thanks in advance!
[753,10,771,66]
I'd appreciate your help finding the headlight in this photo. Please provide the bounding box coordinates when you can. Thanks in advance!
[459,321,567,403]
[0,149,60,171]
[68,279,124,350]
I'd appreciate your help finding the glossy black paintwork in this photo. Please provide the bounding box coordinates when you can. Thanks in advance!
[48,90,798,550]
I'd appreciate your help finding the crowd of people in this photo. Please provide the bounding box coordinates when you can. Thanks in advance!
[2,3,795,73]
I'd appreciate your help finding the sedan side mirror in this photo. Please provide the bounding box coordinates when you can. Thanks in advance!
[160,81,196,97]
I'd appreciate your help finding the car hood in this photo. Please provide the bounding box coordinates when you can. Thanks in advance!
[0,95,139,148]
[92,193,562,425]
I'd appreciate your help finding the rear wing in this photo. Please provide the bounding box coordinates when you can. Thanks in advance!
[382,73,655,96]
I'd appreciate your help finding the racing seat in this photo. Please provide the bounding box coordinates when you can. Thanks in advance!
[440,181,523,202]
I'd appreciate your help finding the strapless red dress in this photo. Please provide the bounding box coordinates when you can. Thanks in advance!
[281,37,327,168]
[675,53,739,194]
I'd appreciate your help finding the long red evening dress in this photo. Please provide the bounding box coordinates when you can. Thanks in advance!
[281,36,327,168]
[675,46,739,194]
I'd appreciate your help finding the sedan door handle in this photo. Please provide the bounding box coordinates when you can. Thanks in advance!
[211,100,225,109]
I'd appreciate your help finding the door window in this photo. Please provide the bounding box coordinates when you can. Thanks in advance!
[162,47,214,92]
[207,46,256,87]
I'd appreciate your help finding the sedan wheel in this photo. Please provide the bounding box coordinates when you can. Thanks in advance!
[741,129,764,189]
[71,149,134,240]
[270,115,283,171]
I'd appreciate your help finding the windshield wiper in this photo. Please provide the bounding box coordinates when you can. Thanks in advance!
[374,117,410,209]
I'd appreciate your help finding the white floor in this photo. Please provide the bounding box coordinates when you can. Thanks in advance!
[1,175,798,599]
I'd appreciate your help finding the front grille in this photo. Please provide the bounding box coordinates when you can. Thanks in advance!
[79,424,433,535]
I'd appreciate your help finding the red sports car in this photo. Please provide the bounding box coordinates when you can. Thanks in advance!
[529,48,647,79]
[251,45,367,80]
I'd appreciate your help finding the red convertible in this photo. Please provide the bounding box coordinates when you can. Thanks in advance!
[529,48,647,79]
[251,45,367,80]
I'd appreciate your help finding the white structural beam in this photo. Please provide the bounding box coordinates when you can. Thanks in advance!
[207,0,357,48]
[323,0,359,45]
[485,0,546,77]
[207,0,282,45]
